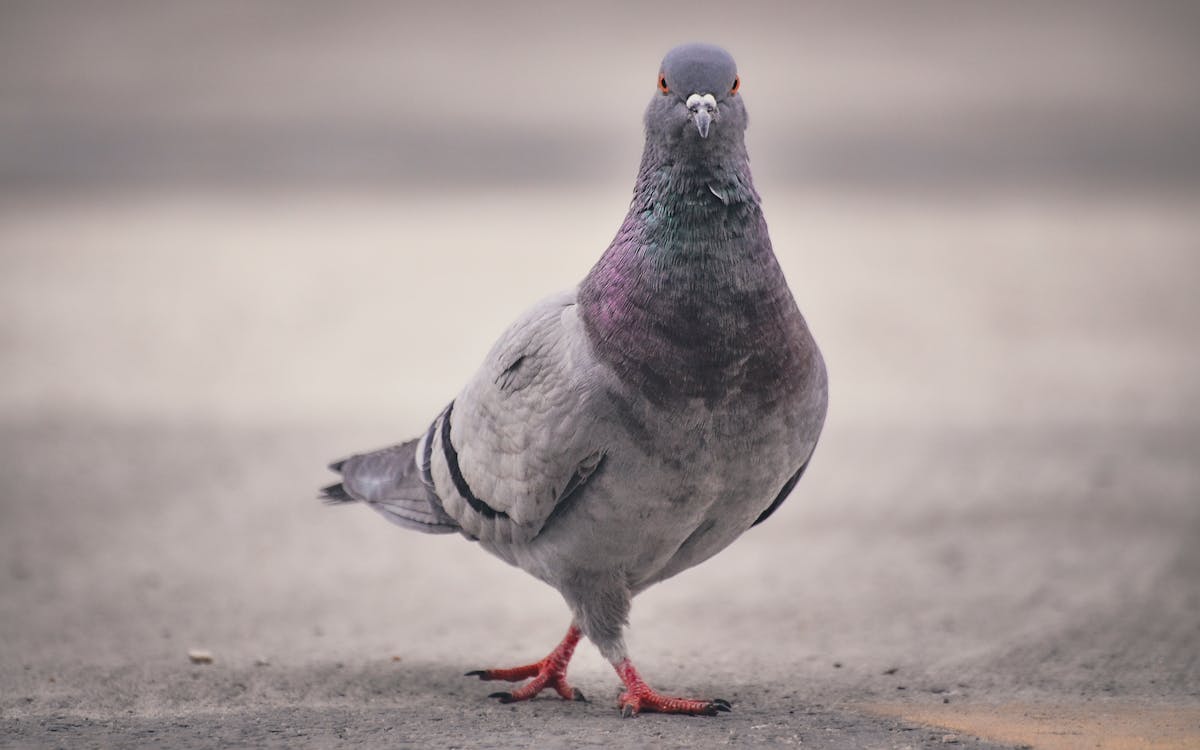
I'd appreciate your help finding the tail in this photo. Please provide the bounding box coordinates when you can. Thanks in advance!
[322,437,459,534]
[320,458,355,504]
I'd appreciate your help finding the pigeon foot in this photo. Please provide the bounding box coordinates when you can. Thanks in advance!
[466,624,585,703]
[614,659,731,717]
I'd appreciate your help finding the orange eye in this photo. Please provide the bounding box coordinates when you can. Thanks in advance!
[658,74,669,94]
[730,76,740,95]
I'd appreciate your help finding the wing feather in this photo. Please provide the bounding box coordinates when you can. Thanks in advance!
[425,291,606,544]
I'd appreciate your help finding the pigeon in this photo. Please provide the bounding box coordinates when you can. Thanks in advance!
[323,42,827,717]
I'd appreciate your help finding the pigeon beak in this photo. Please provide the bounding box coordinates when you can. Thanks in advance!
[686,93,718,139]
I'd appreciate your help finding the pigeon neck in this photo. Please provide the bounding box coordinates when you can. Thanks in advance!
[631,140,758,241]
[577,142,807,407]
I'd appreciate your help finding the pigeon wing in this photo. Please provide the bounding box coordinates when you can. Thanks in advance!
[423,291,606,545]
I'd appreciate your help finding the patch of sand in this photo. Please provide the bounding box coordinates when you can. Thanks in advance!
[868,703,1200,750]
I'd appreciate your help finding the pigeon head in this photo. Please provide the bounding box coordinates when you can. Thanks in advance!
[646,43,746,151]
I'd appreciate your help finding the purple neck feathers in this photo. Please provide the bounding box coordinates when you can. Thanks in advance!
[578,141,809,407]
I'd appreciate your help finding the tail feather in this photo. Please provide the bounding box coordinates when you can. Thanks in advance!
[322,438,458,534]
[320,481,354,504]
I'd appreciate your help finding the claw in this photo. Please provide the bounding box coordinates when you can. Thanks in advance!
[469,625,585,706]
[613,658,728,717]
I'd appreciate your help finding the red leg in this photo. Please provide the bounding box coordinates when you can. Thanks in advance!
[465,625,586,703]
[613,659,731,717]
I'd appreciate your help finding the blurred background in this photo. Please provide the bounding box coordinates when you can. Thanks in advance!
[2,0,1198,425]
[2,1,1198,746]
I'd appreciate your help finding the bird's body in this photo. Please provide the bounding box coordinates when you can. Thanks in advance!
[324,43,827,716]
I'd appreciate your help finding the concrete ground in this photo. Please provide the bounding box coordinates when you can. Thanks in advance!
[1,187,1198,748]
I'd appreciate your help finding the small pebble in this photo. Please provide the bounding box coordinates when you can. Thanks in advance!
[187,649,214,664]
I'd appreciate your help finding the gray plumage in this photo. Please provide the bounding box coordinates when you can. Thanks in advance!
[323,42,827,707]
